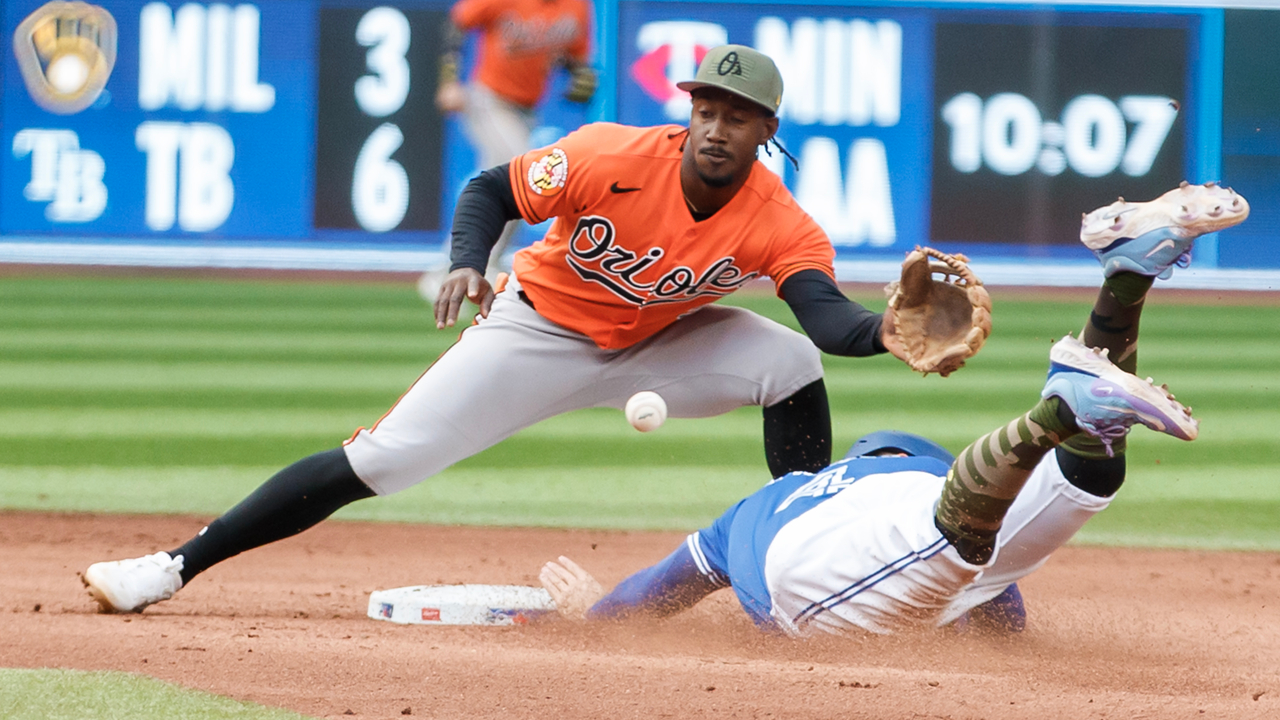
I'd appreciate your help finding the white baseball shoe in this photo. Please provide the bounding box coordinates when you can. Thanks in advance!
[1080,181,1249,279]
[83,551,184,613]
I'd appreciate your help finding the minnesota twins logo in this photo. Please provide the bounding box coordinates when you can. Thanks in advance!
[716,51,743,77]
[565,216,757,305]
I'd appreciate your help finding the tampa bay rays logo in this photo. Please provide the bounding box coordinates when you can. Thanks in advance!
[716,51,743,77]
[565,215,758,305]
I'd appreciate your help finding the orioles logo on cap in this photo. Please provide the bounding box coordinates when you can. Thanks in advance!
[716,51,743,77]
[527,147,568,196]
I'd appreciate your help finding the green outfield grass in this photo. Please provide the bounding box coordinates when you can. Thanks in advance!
[0,668,312,719]
[1,274,1278,548]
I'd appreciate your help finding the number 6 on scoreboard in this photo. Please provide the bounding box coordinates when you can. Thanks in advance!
[352,123,410,232]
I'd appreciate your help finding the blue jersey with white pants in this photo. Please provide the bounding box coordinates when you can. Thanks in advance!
[614,451,1112,636]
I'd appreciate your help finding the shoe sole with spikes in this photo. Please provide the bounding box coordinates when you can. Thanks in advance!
[1042,335,1198,443]
[1080,182,1249,279]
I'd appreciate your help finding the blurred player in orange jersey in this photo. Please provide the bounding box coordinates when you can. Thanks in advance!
[421,0,597,301]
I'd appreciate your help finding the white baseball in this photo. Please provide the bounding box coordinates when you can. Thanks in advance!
[625,391,667,432]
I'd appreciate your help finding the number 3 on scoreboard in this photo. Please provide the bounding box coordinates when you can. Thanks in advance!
[352,7,411,232]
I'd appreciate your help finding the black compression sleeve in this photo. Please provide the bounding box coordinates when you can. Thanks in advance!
[170,448,375,584]
[779,269,886,357]
[763,378,831,476]
[449,164,523,273]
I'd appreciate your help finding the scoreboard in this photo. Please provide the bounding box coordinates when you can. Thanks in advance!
[314,6,446,235]
[616,3,1206,258]
[2,0,1276,273]
[1,0,462,244]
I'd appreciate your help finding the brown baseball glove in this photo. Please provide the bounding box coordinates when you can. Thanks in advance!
[883,246,992,377]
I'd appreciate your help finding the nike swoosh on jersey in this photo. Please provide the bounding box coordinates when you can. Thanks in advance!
[610,182,642,194]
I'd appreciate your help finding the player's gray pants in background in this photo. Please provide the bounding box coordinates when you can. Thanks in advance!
[345,277,825,495]
[420,84,535,301]
[463,82,535,170]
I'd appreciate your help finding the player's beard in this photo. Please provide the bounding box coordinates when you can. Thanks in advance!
[696,167,736,188]
[694,146,740,188]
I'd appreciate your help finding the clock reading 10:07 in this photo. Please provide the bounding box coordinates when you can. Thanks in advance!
[928,19,1188,246]
[940,92,1178,179]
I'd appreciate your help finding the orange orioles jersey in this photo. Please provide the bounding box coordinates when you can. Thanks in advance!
[452,0,591,108]
[509,122,836,350]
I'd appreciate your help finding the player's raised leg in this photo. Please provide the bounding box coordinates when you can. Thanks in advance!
[1059,182,1247,484]
[934,335,1196,565]
[947,184,1248,617]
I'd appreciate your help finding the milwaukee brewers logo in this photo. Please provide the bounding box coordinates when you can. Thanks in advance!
[565,216,758,305]
[12,1,118,115]
[716,51,743,77]
[527,147,568,196]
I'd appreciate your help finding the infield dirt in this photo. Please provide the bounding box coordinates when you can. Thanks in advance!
[4,510,1279,719]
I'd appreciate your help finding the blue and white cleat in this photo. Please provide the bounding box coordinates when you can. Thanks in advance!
[1042,335,1197,456]
[1081,182,1249,279]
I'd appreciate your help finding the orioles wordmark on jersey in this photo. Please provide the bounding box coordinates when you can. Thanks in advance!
[509,123,836,350]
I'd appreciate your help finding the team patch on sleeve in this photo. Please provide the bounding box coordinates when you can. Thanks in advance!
[526,147,569,196]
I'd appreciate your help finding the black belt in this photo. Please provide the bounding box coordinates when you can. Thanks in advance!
[517,290,536,310]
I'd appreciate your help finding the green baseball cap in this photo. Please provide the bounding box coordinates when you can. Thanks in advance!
[675,44,783,116]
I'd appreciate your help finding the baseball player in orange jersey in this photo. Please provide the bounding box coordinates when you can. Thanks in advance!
[83,46,917,613]
[422,0,596,300]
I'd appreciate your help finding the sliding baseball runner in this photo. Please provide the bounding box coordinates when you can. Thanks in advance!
[540,182,1249,636]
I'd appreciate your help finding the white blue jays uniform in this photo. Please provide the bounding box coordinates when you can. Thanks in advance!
[674,452,1111,636]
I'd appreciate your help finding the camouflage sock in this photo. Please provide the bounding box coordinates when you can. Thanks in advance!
[935,397,1078,563]
[1060,271,1153,459]
[1060,432,1123,461]
[1104,272,1156,308]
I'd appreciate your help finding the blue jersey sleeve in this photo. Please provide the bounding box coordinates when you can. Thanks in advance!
[691,497,739,582]
[585,499,742,620]
[586,541,729,619]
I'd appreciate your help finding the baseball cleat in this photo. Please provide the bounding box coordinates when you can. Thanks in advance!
[1042,335,1197,456]
[1080,182,1249,279]
[83,551,184,613]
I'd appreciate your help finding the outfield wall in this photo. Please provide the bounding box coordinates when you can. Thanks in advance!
[2,0,1278,288]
